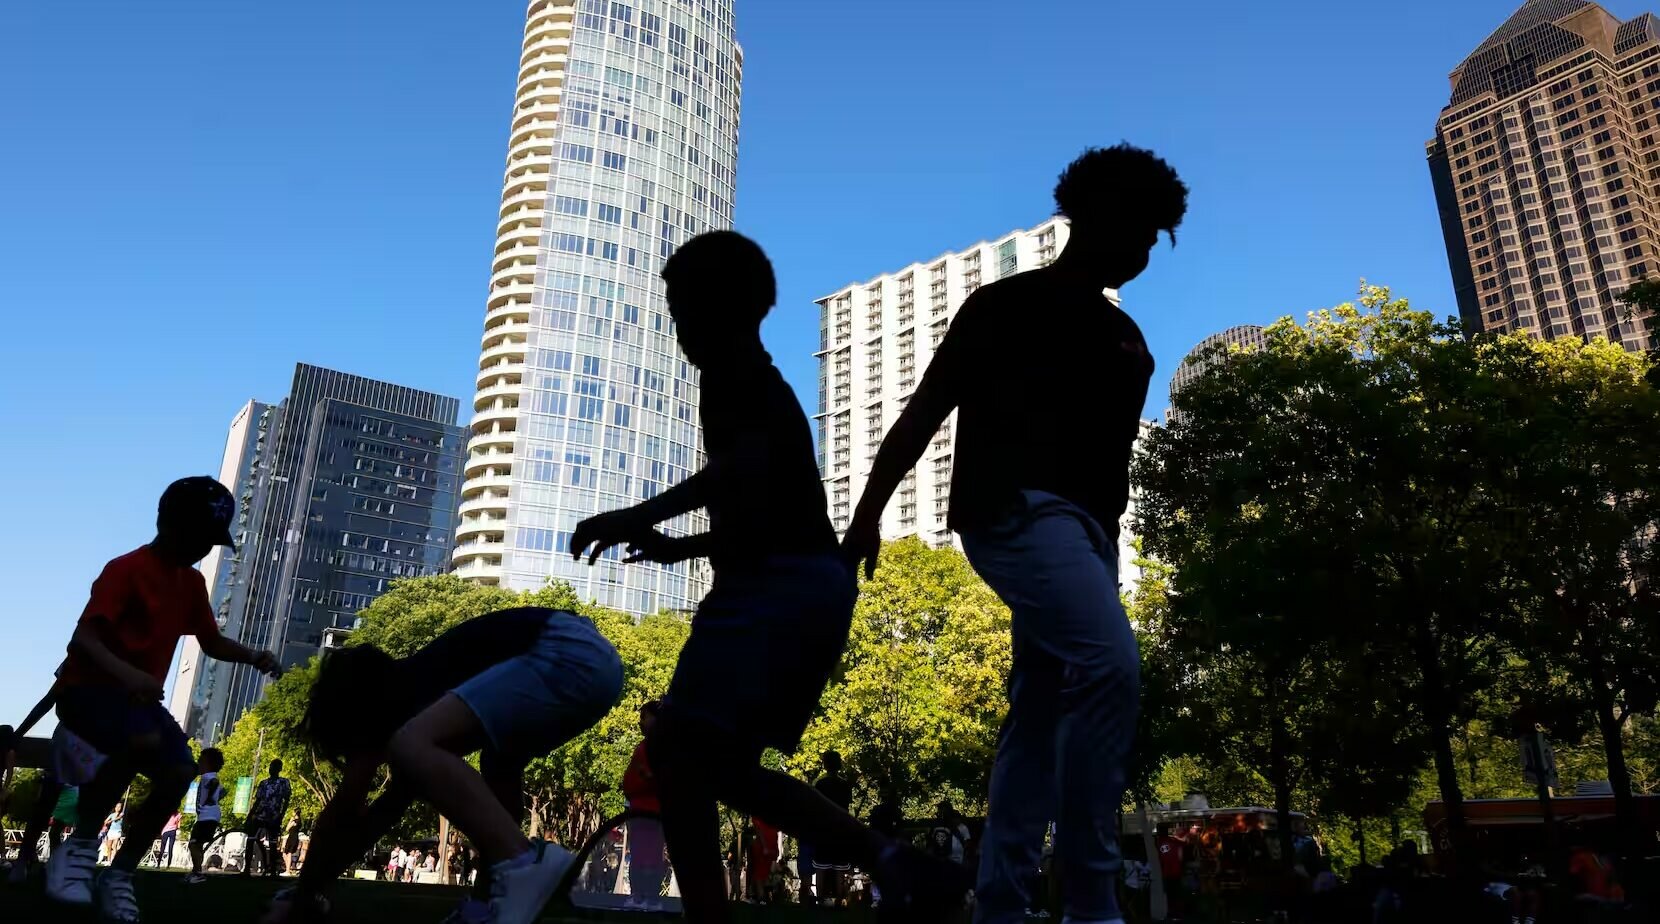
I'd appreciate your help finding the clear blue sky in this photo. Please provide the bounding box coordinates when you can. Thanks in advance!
[0,0,1591,727]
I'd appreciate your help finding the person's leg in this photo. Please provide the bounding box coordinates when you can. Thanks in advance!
[111,746,194,873]
[965,495,1137,924]
[387,695,533,864]
[648,727,730,924]
[965,639,1060,924]
[19,776,61,866]
[65,757,136,849]
[265,826,282,876]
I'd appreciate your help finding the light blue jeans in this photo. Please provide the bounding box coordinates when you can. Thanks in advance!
[962,491,1139,924]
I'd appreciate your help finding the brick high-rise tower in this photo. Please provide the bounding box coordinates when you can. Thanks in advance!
[1427,0,1660,349]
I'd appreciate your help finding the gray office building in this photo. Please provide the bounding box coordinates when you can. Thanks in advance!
[170,364,465,743]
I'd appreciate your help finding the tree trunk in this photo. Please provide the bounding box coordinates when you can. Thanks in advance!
[1590,668,1639,869]
[1410,614,1467,872]
[1355,818,1368,867]
[1269,714,1298,875]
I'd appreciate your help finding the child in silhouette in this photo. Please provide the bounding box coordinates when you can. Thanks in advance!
[573,231,967,923]
[47,477,280,923]
[845,145,1189,924]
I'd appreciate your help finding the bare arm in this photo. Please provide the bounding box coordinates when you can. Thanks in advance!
[198,630,277,673]
[70,622,161,696]
[294,757,412,898]
[627,467,717,527]
[16,679,61,738]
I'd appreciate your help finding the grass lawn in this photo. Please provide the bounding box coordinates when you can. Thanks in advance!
[0,869,881,922]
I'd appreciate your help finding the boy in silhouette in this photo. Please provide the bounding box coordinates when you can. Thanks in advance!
[573,231,967,923]
[46,477,281,922]
[845,144,1188,924]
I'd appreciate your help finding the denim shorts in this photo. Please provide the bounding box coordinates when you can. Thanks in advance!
[667,555,856,754]
[55,685,193,774]
[453,612,624,763]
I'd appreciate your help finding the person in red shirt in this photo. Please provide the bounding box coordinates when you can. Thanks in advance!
[45,477,280,922]
[623,701,668,907]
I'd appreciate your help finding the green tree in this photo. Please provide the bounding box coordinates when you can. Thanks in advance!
[1502,335,1660,863]
[1137,286,1548,869]
[793,537,1011,817]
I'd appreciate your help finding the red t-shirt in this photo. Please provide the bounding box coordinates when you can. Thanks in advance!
[61,546,217,686]
[1157,836,1185,879]
[623,741,660,813]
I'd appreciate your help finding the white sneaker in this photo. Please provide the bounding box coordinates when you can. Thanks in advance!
[488,841,575,924]
[45,838,98,904]
[96,868,142,922]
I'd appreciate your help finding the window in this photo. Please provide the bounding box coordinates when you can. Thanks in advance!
[554,196,589,217]
[596,203,623,224]
[561,143,595,163]
[602,151,628,171]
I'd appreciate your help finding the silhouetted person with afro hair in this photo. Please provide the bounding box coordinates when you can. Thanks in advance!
[846,144,1188,924]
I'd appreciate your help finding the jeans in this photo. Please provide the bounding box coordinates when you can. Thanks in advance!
[962,491,1140,924]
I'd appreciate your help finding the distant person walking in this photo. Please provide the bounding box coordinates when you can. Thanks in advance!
[155,811,181,868]
[846,144,1188,924]
[243,759,292,877]
[186,748,226,884]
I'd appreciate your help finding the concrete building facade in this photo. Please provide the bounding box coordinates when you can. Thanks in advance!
[1427,0,1660,349]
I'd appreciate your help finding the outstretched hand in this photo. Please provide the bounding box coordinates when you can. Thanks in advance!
[251,650,283,679]
[841,518,881,580]
[571,509,653,565]
[622,530,694,565]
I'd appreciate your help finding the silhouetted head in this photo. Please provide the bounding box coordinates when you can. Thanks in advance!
[661,231,776,368]
[639,699,661,736]
[821,750,843,774]
[1053,144,1188,288]
[154,476,238,566]
[199,748,224,773]
[268,758,283,778]
[306,644,399,762]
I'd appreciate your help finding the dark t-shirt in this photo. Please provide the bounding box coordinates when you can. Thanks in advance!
[698,355,837,573]
[928,268,1154,537]
[377,607,559,737]
[814,773,853,810]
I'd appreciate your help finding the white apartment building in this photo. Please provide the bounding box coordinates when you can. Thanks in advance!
[815,219,1154,592]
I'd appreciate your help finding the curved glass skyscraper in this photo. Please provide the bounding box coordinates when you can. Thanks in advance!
[455,0,741,613]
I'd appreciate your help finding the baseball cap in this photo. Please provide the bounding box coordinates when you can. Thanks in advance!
[158,476,238,551]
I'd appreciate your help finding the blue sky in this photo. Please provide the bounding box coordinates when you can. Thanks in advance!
[0,0,1592,726]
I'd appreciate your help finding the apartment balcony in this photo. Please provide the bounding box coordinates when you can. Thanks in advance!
[500,186,550,215]
[491,245,540,274]
[484,300,531,329]
[486,281,536,312]
[482,322,531,351]
[458,491,511,517]
[470,404,520,432]
[463,471,515,494]
[467,427,518,455]
[473,381,523,410]
[508,132,557,164]
[475,359,526,387]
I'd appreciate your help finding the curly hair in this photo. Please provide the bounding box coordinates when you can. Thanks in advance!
[1054,144,1189,243]
[661,230,777,323]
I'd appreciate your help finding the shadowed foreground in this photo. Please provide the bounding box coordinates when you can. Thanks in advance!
[0,870,881,923]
